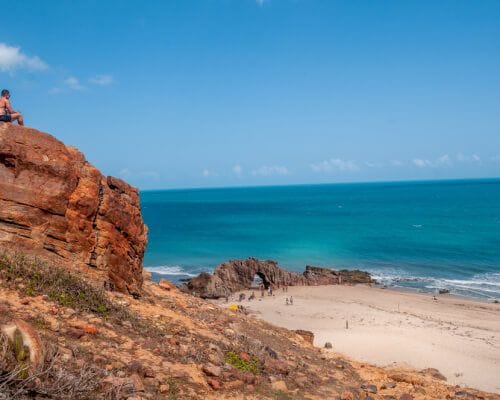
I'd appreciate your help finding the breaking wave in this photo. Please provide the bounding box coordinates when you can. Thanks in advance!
[145,265,197,277]
[370,269,500,300]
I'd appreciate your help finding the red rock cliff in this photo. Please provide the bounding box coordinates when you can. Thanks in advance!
[0,123,147,295]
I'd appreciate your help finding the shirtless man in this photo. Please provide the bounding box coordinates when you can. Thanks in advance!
[0,89,24,125]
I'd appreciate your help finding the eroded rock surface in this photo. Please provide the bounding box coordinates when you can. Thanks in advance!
[0,123,147,294]
[181,257,373,298]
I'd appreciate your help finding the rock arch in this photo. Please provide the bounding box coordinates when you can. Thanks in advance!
[181,257,373,299]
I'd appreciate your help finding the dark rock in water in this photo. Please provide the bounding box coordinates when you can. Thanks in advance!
[180,257,374,299]
[438,289,450,294]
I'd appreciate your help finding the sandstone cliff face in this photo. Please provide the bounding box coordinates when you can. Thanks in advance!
[181,257,373,298]
[0,123,147,294]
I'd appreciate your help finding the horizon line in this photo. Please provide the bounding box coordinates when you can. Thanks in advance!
[139,176,500,193]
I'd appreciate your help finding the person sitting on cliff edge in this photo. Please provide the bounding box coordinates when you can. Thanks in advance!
[0,89,24,125]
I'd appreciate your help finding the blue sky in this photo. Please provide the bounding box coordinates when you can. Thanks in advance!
[2,0,499,189]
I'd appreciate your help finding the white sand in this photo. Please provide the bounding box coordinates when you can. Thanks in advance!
[219,285,500,393]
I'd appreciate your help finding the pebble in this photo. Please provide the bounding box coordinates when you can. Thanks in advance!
[203,363,222,377]
[207,378,221,390]
[159,384,169,393]
[340,390,354,400]
[67,328,85,339]
[361,383,378,393]
[84,325,98,335]
[271,380,288,391]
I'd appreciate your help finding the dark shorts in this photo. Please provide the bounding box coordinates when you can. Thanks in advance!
[0,114,11,122]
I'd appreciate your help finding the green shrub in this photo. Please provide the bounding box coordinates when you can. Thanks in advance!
[225,351,260,374]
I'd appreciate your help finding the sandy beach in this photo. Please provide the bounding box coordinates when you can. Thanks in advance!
[217,285,500,393]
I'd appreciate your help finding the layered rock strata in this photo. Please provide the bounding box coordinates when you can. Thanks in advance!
[181,257,373,298]
[0,123,147,294]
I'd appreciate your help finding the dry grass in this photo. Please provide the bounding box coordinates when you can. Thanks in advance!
[0,253,165,338]
[0,330,124,400]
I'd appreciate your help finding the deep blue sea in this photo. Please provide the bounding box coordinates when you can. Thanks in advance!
[141,179,500,300]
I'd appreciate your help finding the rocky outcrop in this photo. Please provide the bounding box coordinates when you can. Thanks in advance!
[180,257,373,299]
[0,123,147,294]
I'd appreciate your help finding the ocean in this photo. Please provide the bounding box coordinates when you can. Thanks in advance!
[141,179,500,300]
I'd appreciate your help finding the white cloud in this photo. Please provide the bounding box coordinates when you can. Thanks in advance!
[413,158,433,168]
[251,165,290,176]
[436,154,452,166]
[48,87,62,95]
[456,153,481,163]
[391,160,404,166]
[310,158,359,173]
[202,169,218,178]
[232,164,243,177]
[89,74,114,86]
[364,161,384,168]
[413,154,452,168]
[0,43,48,72]
[64,77,85,91]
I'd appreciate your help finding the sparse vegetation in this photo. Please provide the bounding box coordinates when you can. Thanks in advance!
[0,253,164,338]
[272,390,294,400]
[165,377,180,400]
[225,351,260,374]
[0,330,103,399]
[0,253,109,315]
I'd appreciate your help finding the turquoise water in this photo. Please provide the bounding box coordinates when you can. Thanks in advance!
[141,179,500,299]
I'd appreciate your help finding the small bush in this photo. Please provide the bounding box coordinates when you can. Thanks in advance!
[225,351,260,374]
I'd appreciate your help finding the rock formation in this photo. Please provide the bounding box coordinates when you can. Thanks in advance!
[0,123,147,294]
[180,257,373,298]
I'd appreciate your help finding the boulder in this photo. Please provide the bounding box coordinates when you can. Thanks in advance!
[294,329,314,345]
[0,124,148,295]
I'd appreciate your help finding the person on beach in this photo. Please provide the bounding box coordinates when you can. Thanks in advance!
[290,296,293,305]
[0,90,24,125]
[285,298,289,305]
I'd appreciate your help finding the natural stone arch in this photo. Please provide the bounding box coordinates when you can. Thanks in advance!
[181,257,373,299]
[251,272,270,289]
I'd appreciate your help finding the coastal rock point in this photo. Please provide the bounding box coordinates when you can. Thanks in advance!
[181,257,373,298]
[0,123,148,294]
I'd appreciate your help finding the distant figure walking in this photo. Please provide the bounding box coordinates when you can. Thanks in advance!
[290,296,293,305]
[248,291,255,301]
[0,90,24,125]
[238,293,246,302]
[285,298,289,305]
